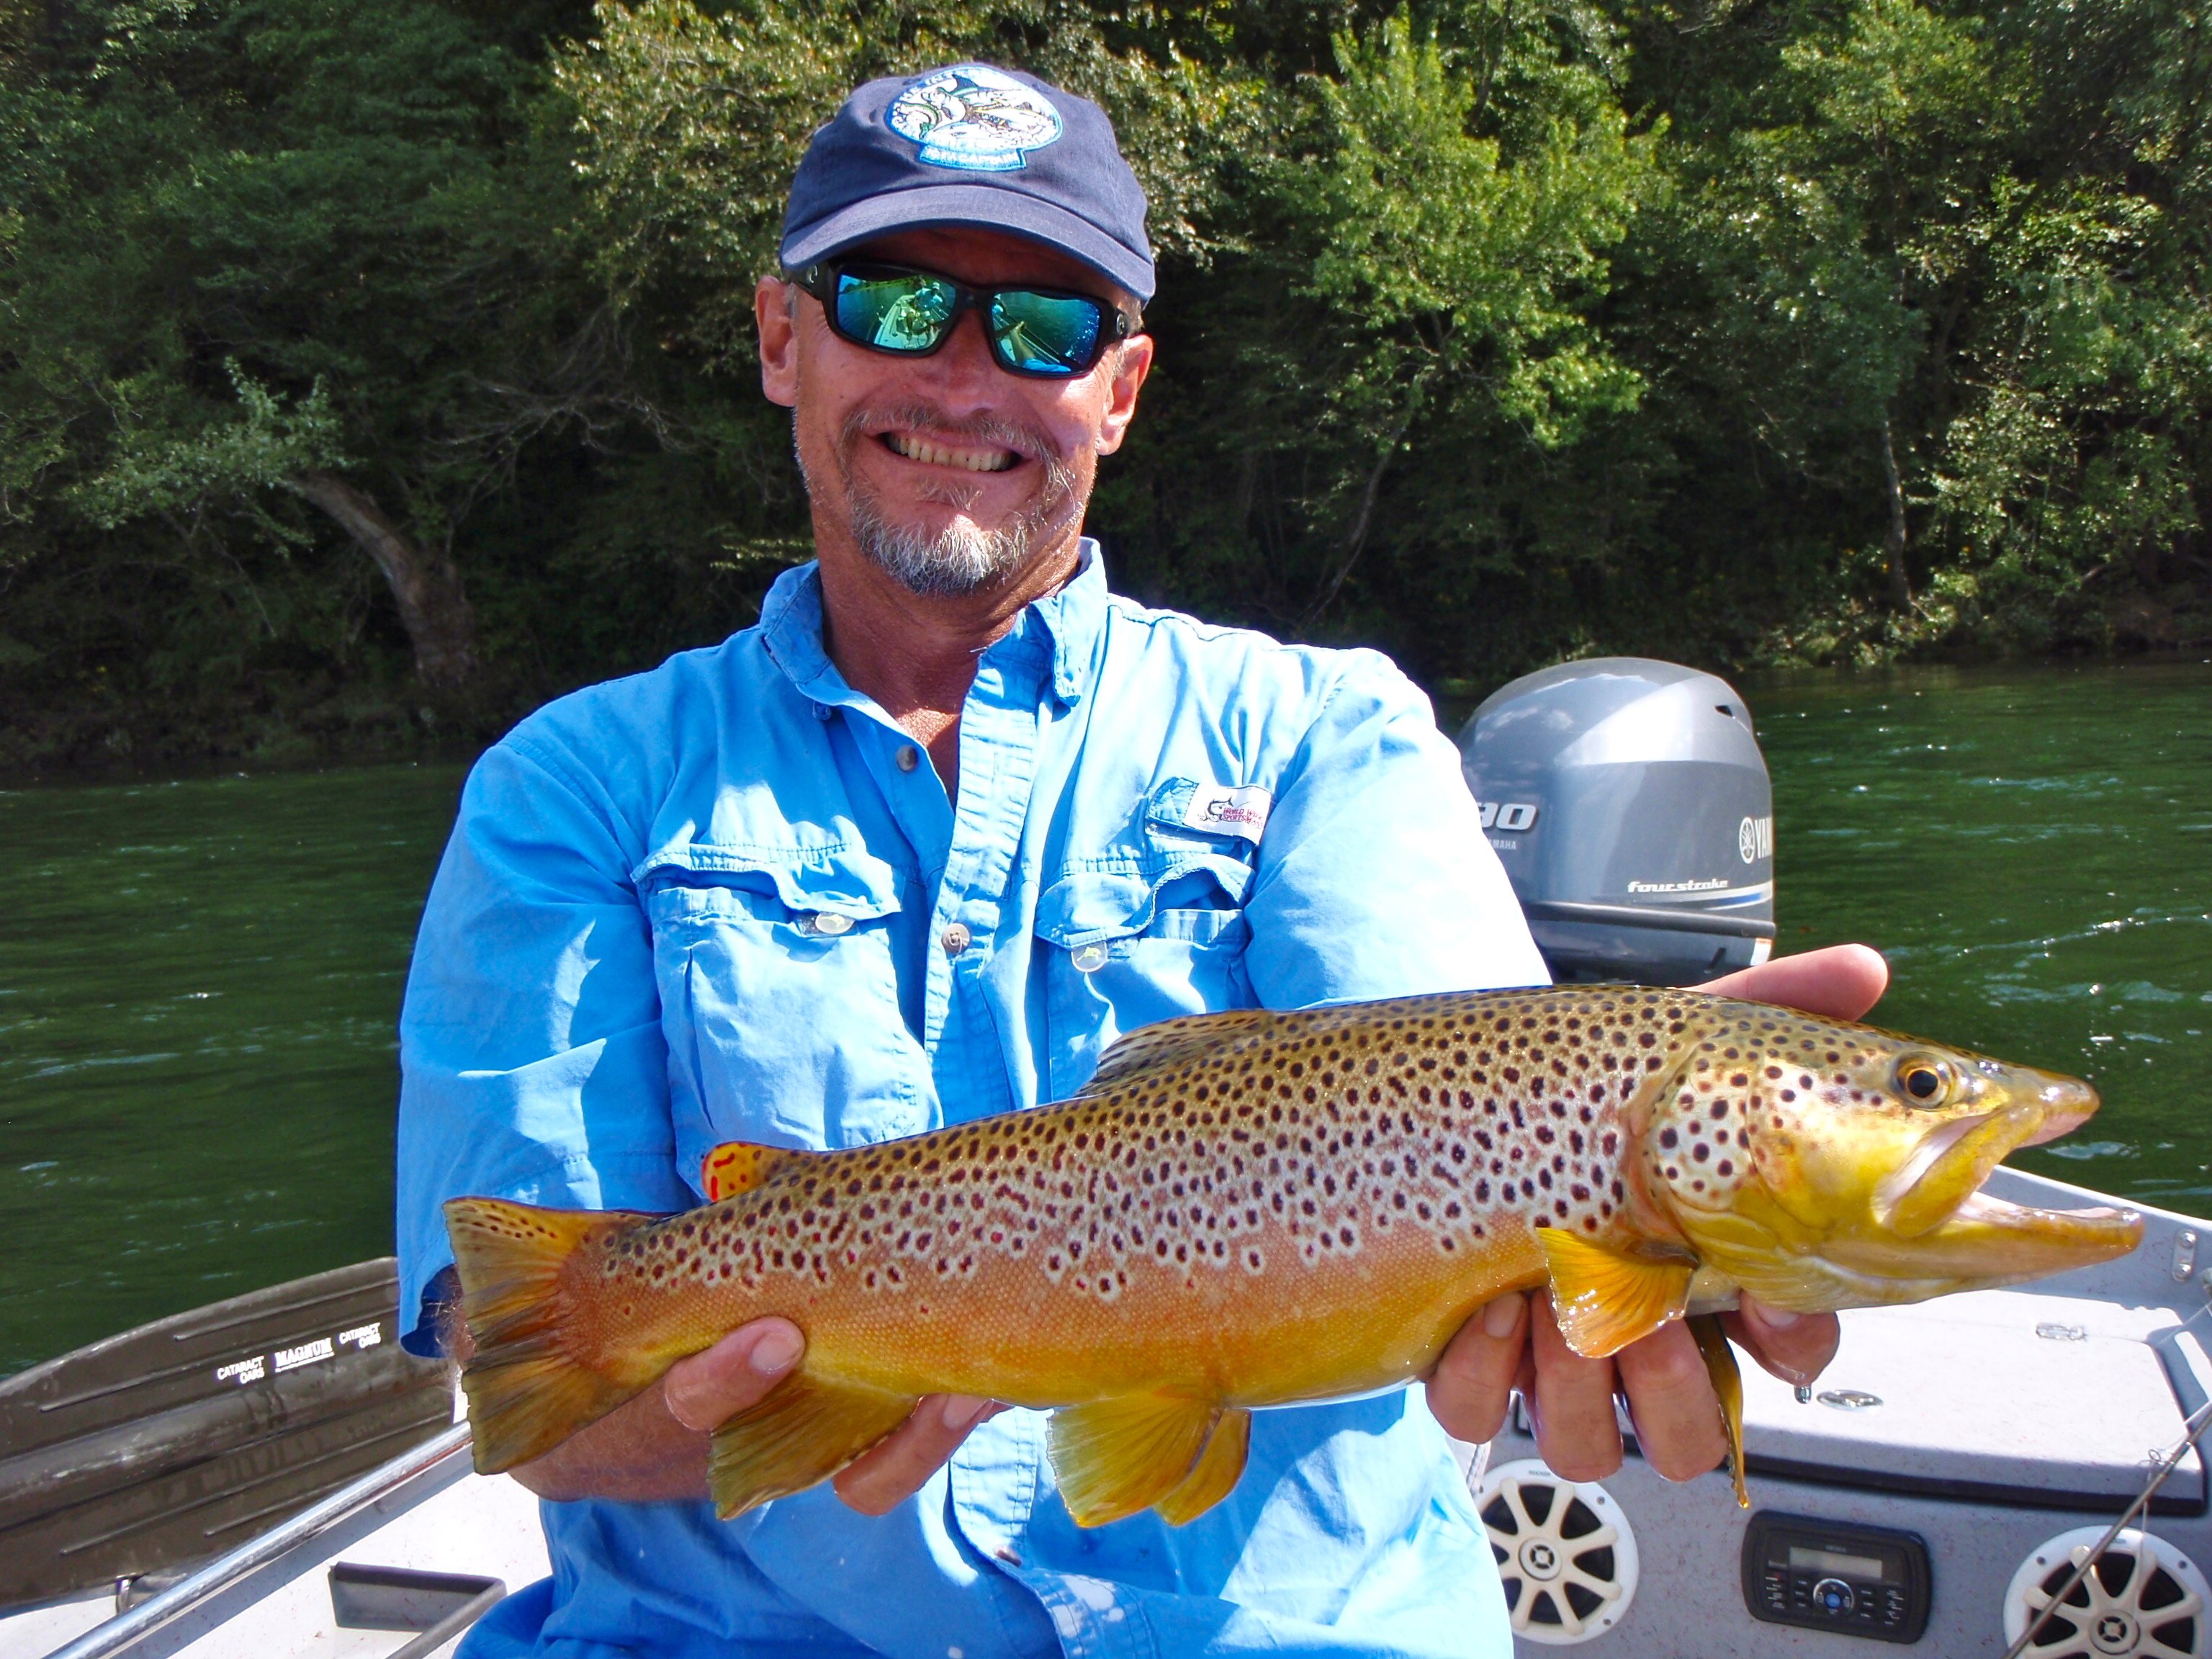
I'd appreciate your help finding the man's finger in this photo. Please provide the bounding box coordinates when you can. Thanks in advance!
[1699,942,1888,1021]
[1725,1296,1840,1388]
[1526,1297,1623,1482]
[662,1319,805,1432]
[834,1395,1001,1516]
[1426,1292,1528,1442]
[1613,1321,1728,1482]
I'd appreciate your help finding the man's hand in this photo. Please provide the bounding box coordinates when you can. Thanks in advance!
[1425,943,1886,1481]
[500,1317,999,1510]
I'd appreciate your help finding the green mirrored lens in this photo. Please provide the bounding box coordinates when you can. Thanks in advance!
[989,290,1102,375]
[835,271,958,353]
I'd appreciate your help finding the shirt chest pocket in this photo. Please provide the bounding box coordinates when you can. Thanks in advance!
[646,847,927,1186]
[1034,850,1255,1102]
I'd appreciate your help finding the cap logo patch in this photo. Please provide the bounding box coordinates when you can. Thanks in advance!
[887,65,1064,174]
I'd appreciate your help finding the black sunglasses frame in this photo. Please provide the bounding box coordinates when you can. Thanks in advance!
[792,259,1141,379]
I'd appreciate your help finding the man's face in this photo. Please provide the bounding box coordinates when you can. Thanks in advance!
[757,227,1153,599]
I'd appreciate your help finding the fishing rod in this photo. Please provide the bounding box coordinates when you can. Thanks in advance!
[1997,1392,2212,1659]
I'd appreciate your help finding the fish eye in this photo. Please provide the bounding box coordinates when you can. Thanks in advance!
[1895,1056,1953,1105]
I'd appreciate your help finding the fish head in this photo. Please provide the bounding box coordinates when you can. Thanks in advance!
[1637,1002,2142,1311]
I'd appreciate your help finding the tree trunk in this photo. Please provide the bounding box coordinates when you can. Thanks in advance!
[294,472,477,689]
[1879,415,1912,611]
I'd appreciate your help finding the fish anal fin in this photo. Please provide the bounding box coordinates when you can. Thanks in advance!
[1046,1393,1219,1527]
[1537,1228,1693,1358]
[1689,1314,1750,1509]
[701,1141,806,1202]
[442,1197,665,1473]
[1080,1011,1276,1096]
[709,1371,917,1520]
[1154,1406,1251,1526]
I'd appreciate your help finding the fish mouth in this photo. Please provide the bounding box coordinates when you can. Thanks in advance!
[1830,1187,2144,1283]
[1873,1076,2100,1240]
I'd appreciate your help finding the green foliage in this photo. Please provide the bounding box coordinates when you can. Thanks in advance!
[1,0,2206,773]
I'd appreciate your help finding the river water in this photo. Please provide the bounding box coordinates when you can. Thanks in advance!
[1,663,2207,1374]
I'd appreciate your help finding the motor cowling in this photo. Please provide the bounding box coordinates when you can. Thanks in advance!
[1457,657,1776,986]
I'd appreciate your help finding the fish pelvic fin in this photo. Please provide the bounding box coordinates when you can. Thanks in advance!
[701,1140,809,1201]
[1046,1393,1223,1527]
[1080,1010,1277,1095]
[708,1371,916,1520]
[1537,1227,1694,1358]
[1154,1407,1251,1527]
[442,1197,663,1474]
[1689,1314,1750,1509]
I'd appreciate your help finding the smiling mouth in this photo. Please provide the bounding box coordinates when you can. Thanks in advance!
[881,431,1020,473]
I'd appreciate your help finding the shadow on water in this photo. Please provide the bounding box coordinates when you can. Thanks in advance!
[0,765,466,1374]
[0,660,2206,1371]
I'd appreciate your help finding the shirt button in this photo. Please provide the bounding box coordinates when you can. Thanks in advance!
[1070,943,1108,973]
[895,744,920,772]
[809,912,853,937]
[940,922,971,957]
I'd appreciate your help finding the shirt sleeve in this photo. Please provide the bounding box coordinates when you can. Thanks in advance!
[393,734,693,1354]
[1241,651,1550,1008]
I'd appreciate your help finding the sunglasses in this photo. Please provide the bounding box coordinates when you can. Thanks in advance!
[793,260,1140,379]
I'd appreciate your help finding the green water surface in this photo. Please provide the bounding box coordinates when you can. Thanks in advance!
[1,663,2207,1374]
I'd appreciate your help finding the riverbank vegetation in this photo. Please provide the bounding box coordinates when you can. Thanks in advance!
[2,0,2206,773]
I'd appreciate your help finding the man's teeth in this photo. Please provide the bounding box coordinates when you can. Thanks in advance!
[886,433,1017,472]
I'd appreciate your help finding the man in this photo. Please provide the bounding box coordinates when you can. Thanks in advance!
[397,63,1867,1658]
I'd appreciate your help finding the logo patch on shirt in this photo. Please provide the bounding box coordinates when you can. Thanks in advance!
[1183,783,1271,843]
[886,66,1064,173]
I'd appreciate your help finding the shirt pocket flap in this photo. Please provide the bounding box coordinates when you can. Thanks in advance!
[1037,860,1249,948]
[640,844,904,924]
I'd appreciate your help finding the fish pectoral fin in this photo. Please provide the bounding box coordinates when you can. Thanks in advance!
[443,1197,665,1473]
[707,1371,917,1521]
[1689,1314,1750,1509]
[1537,1228,1694,1358]
[1080,1011,1277,1095]
[1047,1393,1222,1528]
[1154,1407,1251,1527]
[701,1140,809,1202]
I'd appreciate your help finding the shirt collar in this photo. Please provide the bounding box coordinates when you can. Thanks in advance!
[757,540,1109,713]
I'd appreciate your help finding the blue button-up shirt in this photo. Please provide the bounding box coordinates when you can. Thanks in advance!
[396,547,1548,1659]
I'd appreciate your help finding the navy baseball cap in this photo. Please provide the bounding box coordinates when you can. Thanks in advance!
[781,64,1155,305]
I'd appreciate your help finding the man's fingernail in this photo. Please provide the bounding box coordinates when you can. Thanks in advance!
[1751,1305,1802,1331]
[942,1395,992,1431]
[749,1326,803,1375]
[1483,1293,1525,1339]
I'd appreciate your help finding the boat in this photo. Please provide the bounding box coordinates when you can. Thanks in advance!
[3,658,2199,1657]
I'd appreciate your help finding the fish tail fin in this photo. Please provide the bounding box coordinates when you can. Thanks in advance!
[443,1196,663,1473]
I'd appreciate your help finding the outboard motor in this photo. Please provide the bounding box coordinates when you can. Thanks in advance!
[1457,658,1776,986]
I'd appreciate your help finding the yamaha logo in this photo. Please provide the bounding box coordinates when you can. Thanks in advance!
[1738,814,1773,863]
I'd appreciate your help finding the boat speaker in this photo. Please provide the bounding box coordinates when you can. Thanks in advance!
[1473,1458,1640,1644]
[2002,1526,2210,1658]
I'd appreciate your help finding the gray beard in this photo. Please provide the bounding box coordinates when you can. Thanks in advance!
[804,405,1083,599]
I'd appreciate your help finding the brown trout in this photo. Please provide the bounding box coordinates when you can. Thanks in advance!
[446,986,2141,1525]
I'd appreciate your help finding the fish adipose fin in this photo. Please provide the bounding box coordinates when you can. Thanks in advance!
[701,1140,808,1201]
[1047,1393,1227,1527]
[1080,1011,1277,1094]
[442,1197,663,1473]
[1154,1407,1251,1526]
[1537,1228,1694,1358]
[1689,1314,1750,1509]
[708,1371,916,1520]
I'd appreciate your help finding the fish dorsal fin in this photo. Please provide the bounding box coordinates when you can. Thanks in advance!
[1154,1406,1251,1527]
[702,1140,807,1202]
[1079,1010,1277,1096]
[1046,1393,1221,1527]
[1537,1228,1694,1358]
[708,1370,917,1520]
